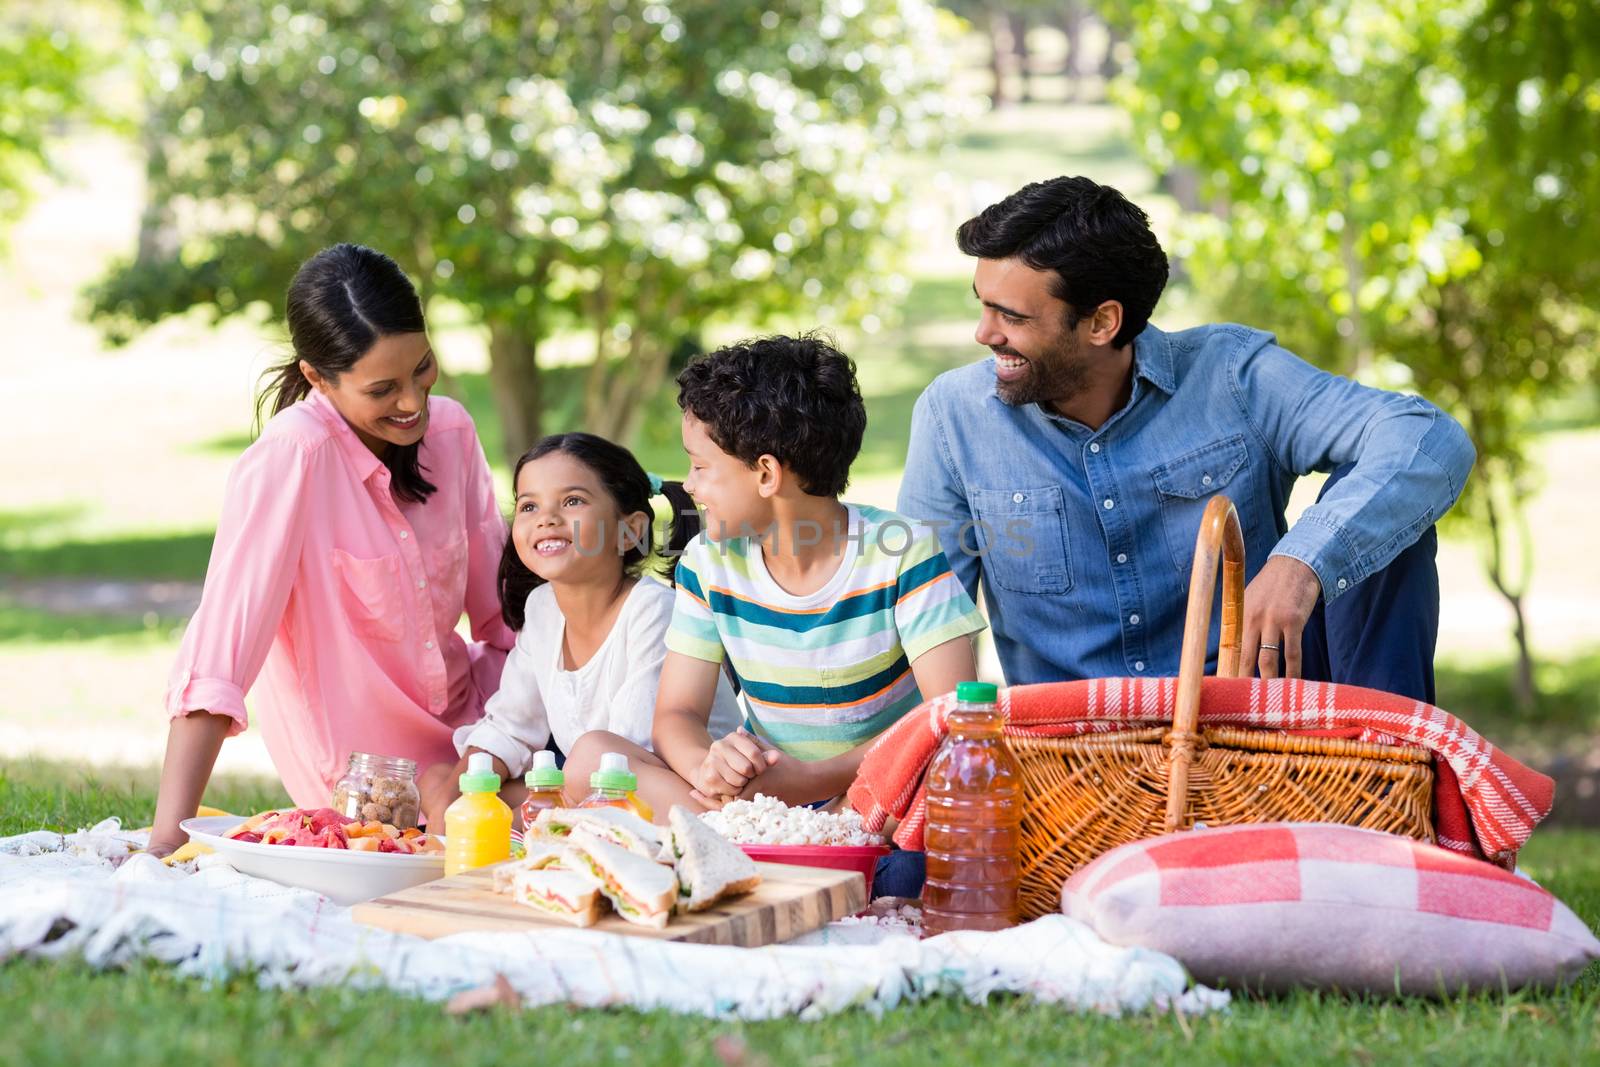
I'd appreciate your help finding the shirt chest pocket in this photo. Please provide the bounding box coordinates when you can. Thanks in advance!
[969,485,1073,596]
[1150,435,1249,577]
[331,549,407,643]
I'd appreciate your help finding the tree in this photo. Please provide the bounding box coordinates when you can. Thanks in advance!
[88,0,954,463]
[0,6,95,245]
[1106,0,1600,709]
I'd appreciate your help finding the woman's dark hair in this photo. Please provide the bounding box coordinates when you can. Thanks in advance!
[256,243,437,504]
[956,176,1170,349]
[497,432,699,630]
[675,331,865,498]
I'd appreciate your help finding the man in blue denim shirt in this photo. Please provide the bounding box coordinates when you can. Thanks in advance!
[897,176,1475,700]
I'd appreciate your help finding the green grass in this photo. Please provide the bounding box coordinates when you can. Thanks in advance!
[0,528,216,583]
[2,760,1597,1067]
[1436,647,1600,752]
[0,598,186,645]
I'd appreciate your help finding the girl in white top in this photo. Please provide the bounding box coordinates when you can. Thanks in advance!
[418,432,740,826]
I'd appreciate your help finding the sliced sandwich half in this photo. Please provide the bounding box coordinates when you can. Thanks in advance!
[564,834,678,929]
[506,868,604,927]
[490,842,569,893]
[533,806,668,862]
[667,806,763,912]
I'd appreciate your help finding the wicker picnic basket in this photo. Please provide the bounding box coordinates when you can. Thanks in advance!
[1011,496,1436,919]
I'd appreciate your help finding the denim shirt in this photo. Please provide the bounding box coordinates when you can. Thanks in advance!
[897,322,1476,685]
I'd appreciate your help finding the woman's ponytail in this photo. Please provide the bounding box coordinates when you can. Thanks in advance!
[254,356,313,432]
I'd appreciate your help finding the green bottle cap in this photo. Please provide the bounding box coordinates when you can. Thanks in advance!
[527,750,564,789]
[459,752,501,793]
[590,752,638,792]
[956,681,999,704]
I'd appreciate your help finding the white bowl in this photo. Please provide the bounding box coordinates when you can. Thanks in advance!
[180,815,446,906]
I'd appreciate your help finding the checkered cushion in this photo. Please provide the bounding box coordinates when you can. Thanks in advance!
[1062,822,1599,994]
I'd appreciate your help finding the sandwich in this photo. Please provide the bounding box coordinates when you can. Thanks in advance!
[490,843,569,893]
[667,806,762,913]
[532,807,669,863]
[563,834,679,929]
[505,868,604,928]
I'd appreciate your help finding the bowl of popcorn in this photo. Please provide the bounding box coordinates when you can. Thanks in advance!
[699,794,891,900]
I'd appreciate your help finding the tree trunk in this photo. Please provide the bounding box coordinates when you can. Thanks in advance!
[486,319,542,470]
[1008,12,1031,103]
[1481,479,1539,712]
[987,5,1008,108]
[1101,19,1125,79]
[133,119,178,269]
[1060,1,1088,100]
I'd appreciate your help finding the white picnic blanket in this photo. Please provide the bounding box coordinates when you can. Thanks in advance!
[0,819,1228,1020]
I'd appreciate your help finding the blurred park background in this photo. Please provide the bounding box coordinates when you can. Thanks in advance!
[2,0,1596,818]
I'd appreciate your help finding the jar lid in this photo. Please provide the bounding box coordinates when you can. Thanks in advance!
[347,752,417,777]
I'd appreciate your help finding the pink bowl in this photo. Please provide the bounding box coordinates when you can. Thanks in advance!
[739,843,892,901]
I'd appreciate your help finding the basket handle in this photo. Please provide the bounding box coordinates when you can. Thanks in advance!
[1162,495,1245,833]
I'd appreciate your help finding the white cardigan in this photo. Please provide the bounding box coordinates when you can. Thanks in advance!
[454,578,742,776]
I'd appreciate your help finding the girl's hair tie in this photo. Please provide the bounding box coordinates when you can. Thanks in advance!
[647,472,664,496]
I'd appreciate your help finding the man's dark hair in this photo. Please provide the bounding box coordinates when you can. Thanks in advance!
[956,176,1169,348]
[676,332,866,498]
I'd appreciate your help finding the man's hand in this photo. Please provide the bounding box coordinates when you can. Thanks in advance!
[691,729,779,803]
[1240,554,1323,679]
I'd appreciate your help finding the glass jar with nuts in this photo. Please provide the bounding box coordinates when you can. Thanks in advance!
[330,752,420,830]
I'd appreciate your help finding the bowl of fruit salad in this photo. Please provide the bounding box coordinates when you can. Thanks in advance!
[181,807,446,905]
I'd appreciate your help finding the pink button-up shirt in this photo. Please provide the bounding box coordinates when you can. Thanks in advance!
[166,390,514,807]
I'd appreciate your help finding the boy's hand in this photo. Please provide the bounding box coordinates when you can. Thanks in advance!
[693,729,779,800]
[696,749,856,809]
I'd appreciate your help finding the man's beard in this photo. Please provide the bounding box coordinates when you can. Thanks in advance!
[992,331,1091,409]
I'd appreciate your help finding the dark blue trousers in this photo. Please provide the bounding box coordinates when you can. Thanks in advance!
[1298,463,1440,704]
[873,463,1443,899]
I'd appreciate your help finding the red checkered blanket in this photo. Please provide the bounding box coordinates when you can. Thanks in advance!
[846,677,1554,866]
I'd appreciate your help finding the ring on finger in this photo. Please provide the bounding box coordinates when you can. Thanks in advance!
[1259,642,1281,653]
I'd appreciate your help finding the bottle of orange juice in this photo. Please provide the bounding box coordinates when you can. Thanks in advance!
[444,752,512,876]
[579,752,654,822]
[518,750,565,830]
[921,682,1022,936]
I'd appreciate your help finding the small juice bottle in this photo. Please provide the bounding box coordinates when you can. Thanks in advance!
[518,750,565,830]
[443,752,513,876]
[921,682,1022,936]
[579,752,654,822]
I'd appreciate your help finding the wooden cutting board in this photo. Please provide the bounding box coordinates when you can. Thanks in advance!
[351,861,864,947]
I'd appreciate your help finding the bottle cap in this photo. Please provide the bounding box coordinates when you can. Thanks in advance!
[590,752,638,792]
[459,751,502,794]
[526,749,564,789]
[956,681,999,704]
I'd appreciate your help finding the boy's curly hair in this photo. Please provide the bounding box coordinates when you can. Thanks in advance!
[675,332,866,498]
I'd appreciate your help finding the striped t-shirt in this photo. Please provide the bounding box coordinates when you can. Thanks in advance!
[666,503,987,760]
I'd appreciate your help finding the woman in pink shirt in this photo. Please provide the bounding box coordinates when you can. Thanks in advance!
[147,244,514,855]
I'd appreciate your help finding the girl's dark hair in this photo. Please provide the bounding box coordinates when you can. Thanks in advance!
[957,175,1169,349]
[497,432,700,630]
[256,243,437,504]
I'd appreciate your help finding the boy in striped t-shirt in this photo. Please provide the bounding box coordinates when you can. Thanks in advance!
[562,333,986,817]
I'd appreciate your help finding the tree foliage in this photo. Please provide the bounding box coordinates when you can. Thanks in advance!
[1107,0,1600,705]
[0,7,95,244]
[89,0,954,459]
